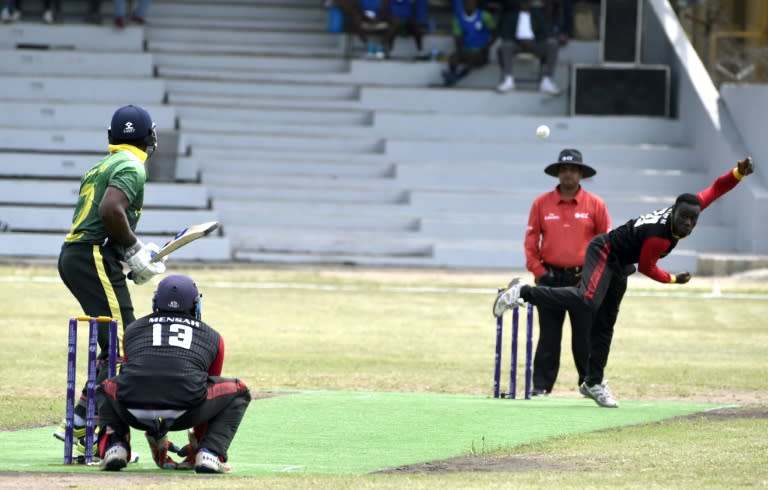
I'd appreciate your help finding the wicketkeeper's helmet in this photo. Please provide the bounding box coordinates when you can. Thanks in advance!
[153,274,202,319]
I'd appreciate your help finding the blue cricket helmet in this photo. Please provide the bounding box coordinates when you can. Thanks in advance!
[153,274,202,319]
[107,104,158,153]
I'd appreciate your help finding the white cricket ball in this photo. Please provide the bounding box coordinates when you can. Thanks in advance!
[536,124,550,139]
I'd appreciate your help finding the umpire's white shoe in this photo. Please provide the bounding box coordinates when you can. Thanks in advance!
[492,278,525,317]
[194,448,232,474]
[100,443,128,471]
[580,381,619,408]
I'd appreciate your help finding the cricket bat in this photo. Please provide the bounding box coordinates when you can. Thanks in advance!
[150,221,220,262]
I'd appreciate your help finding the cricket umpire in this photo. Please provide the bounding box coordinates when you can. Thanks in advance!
[524,149,610,396]
[56,104,166,443]
[97,274,252,473]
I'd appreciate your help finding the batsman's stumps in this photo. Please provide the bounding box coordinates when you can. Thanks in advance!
[64,316,118,465]
[492,299,534,400]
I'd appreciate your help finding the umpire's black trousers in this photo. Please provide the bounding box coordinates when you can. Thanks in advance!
[532,266,591,392]
[522,234,629,386]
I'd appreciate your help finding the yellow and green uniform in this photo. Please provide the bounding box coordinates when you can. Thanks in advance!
[58,145,149,423]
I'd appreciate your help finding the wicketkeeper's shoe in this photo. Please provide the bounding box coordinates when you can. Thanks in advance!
[492,278,525,317]
[53,418,86,442]
[100,443,128,471]
[580,381,619,408]
[194,448,232,474]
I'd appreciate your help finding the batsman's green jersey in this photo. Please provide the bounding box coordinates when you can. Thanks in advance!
[64,145,147,256]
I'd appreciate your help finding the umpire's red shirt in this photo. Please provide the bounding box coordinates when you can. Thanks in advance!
[524,185,611,279]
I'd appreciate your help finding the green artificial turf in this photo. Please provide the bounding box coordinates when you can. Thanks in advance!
[0,390,724,476]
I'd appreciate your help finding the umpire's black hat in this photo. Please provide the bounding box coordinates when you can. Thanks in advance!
[544,149,597,178]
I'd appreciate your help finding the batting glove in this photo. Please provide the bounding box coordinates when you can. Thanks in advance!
[124,240,166,285]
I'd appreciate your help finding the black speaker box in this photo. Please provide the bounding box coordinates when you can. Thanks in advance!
[600,0,642,63]
[570,64,670,116]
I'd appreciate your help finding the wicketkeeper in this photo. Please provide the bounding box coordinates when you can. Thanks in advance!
[96,274,252,473]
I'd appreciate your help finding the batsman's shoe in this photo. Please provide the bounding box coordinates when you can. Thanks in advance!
[53,418,86,442]
[194,448,232,474]
[580,381,619,408]
[100,443,128,471]
[492,278,525,317]
[74,439,99,460]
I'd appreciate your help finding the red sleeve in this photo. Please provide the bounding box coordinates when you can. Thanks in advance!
[697,168,741,210]
[208,335,224,376]
[638,236,674,283]
[524,198,548,278]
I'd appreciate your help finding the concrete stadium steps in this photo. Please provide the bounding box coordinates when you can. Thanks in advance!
[226,226,433,257]
[0,179,210,209]
[146,30,346,58]
[0,75,166,104]
[147,2,326,31]
[178,132,385,155]
[0,153,98,178]
[176,150,395,181]
[154,52,349,74]
[175,105,372,128]
[0,49,154,77]
[0,205,219,235]
[215,204,418,233]
[204,181,407,205]
[373,113,685,145]
[0,232,231,261]
[165,79,360,101]
[154,58,436,87]
[0,102,176,131]
[385,140,696,168]
[0,128,104,153]
[358,86,567,115]
[176,156,394,182]
[176,110,690,142]
[0,24,144,51]
[393,163,706,194]
[168,93,363,112]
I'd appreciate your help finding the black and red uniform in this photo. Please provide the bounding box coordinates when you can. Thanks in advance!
[520,168,745,385]
[97,312,251,460]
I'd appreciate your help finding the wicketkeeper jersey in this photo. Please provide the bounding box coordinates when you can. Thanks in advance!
[115,312,225,409]
[64,145,147,255]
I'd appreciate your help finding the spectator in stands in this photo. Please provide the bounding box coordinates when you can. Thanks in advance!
[524,149,610,396]
[384,0,429,60]
[441,0,496,87]
[495,0,561,95]
[339,0,391,59]
[42,0,61,23]
[1,0,21,22]
[114,0,153,28]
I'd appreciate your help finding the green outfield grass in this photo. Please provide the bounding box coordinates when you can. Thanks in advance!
[0,262,766,488]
